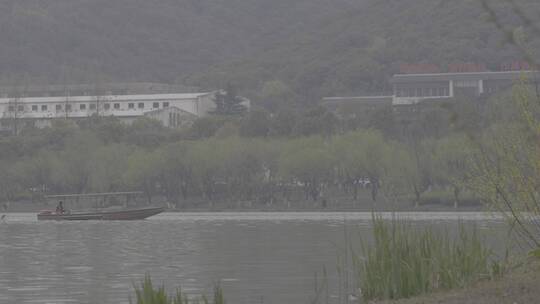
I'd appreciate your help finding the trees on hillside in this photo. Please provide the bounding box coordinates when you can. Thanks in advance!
[293,106,338,137]
[239,110,271,137]
[212,84,247,115]
[259,80,295,112]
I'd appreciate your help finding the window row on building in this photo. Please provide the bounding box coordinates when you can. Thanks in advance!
[454,80,479,88]
[7,101,171,112]
[395,87,450,98]
[0,90,130,99]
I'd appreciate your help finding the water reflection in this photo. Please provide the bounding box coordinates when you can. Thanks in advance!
[0,212,508,304]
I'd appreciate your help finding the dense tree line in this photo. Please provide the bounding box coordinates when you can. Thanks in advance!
[0,85,530,209]
[0,127,472,208]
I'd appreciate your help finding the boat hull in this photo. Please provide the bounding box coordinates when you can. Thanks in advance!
[37,207,164,221]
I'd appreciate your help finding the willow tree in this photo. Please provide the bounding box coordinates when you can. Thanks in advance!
[90,143,132,194]
[434,134,473,209]
[218,137,266,201]
[471,0,540,249]
[279,136,335,202]
[469,84,540,248]
[187,139,226,201]
[331,130,390,202]
[50,132,101,195]
[362,130,391,202]
[124,150,163,205]
[0,161,23,204]
[158,142,194,207]
[332,132,368,201]
[404,140,436,208]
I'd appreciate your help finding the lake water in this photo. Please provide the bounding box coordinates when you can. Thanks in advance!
[0,212,510,304]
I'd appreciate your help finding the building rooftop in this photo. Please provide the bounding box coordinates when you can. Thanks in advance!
[323,96,392,101]
[322,96,393,105]
[0,82,201,97]
[0,92,214,104]
[391,70,540,83]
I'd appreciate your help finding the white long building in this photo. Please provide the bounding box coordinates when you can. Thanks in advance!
[390,70,540,105]
[0,92,217,131]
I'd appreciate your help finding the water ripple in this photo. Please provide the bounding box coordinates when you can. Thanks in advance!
[0,212,510,304]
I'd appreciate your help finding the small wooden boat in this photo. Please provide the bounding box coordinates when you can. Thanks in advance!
[37,207,165,221]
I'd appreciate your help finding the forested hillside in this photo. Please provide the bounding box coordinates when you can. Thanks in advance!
[0,0,538,104]
[191,0,540,103]
[0,0,359,84]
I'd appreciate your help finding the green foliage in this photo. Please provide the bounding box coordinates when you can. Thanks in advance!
[124,150,163,203]
[468,84,540,248]
[1,0,538,104]
[293,106,338,137]
[131,275,224,304]
[0,118,473,208]
[280,136,335,201]
[0,161,24,201]
[49,132,102,194]
[433,134,474,208]
[90,143,132,193]
[239,110,270,138]
[132,276,177,304]
[400,140,437,207]
[80,115,127,144]
[188,116,229,139]
[355,216,496,301]
[125,117,172,147]
[380,145,416,202]
[191,0,540,101]
[259,80,296,112]
[0,82,533,212]
[212,85,247,115]
[158,142,193,206]
[529,248,540,259]
[1,0,373,84]
[331,130,391,201]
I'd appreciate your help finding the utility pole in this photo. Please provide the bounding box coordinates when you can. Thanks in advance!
[64,93,70,119]
[8,83,25,136]
[93,74,103,118]
[61,67,70,120]
[10,96,19,136]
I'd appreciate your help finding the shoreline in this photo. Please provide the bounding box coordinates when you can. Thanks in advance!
[2,206,487,213]
[376,260,540,304]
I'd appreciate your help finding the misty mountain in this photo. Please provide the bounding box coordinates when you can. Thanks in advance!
[190,0,540,100]
[0,0,359,84]
[0,0,538,100]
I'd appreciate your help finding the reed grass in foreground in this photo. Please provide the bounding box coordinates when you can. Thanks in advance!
[130,275,225,304]
[353,216,504,301]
